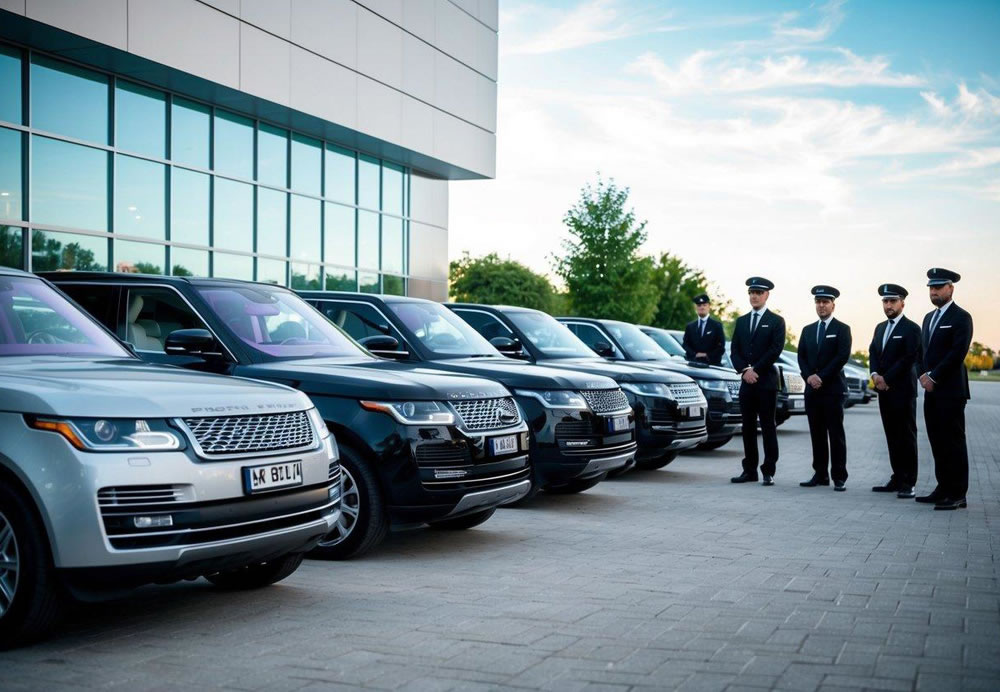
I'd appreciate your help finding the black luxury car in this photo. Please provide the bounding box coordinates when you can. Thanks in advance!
[558,317,742,451]
[44,273,533,559]
[448,304,708,469]
[299,291,637,500]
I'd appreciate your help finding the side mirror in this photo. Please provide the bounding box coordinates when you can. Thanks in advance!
[489,336,522,355]
[360,334,408,360]
[164,329,220,358]
[592,340,615,358]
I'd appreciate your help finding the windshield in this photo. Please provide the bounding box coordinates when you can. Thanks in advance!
[197,285,368,359]
[0,276,131,358]
[507,310,597,359]
[605,322,670,360]
[387,300,498,358]
[644,328,685,357]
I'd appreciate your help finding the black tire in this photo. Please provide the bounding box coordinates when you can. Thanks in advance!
[634,451,678,470]
[428,507,496,530]
[0,482,63,650]
[308,445,388,560]
[544,471,608,494]
[205,553,303,590]
[697,436,733,451]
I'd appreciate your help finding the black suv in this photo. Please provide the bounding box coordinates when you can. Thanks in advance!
[448,304,708,469]
[299,292,637,500]
[559,318,742,451]
[45,273,531,559]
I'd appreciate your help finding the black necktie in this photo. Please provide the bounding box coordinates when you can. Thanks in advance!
[817,320,826,345]
[882,319,894,350]
[699,319,706,337]
[750,312,759,335]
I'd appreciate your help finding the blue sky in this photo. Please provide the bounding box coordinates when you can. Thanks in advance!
[449,0,1000,348]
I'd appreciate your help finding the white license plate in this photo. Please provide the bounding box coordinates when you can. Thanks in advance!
[608,414,629,432]
[243,460,303,494]
[686,406,702,417]
[490,434,518,455]
[790,399,803,409]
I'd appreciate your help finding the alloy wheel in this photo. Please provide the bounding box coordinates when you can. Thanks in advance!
[0,511,18,618]
[317,467,360,547]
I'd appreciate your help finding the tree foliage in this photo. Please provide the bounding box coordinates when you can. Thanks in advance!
[449,252,557,312]
[648,253,710,329]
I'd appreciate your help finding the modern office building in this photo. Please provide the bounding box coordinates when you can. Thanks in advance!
[0,0,498,300]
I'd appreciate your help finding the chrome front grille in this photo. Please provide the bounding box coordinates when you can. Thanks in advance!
[668,383,705,405]
[580,388,630,413]
[98,485,189,507]
[784,373,806,394]
[182,411,316,457]
[726,380,741,398]
[451,397,521,431]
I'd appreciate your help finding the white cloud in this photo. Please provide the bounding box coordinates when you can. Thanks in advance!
[772,0,846,44]
[921,91,951,116]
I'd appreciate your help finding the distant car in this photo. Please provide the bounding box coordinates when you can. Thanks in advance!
[779,350,871,408]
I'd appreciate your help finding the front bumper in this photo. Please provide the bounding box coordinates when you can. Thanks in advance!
[630,394,709,459]
[702,389,742,440]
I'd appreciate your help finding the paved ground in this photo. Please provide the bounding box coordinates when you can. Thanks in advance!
[3,384,999,692]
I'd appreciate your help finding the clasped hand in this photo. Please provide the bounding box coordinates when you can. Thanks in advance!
[807,374,823,389]
[742,368,758,384]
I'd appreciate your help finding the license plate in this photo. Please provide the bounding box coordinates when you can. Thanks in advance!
[608,414,629,432]
[243,460,303,494]
[790,399,803,409]
[686,406,702,417]
[490,434,518,455]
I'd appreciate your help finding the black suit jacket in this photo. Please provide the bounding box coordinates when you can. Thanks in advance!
[797,317,852,397]
[868,314,921,399]
[682,317,725,365]
[730,309,786,390]
[921,303,973,400]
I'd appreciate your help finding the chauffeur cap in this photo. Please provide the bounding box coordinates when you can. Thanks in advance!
[745,277,774,291]
[926,267,961,287]
[692,293,710,305]
[878,283,908,299]
[811,285,840,300]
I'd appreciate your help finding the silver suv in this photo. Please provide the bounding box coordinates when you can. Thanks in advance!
[0,268,341,648]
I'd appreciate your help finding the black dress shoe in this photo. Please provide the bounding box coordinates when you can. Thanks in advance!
[896,487,915,499]
[731,472,758,483]
[800,475,830,487]
[915,489,944,504]
[934,497,967,511]
[762,475,774,486]
[872,480,900,492]
[834,481,846,492]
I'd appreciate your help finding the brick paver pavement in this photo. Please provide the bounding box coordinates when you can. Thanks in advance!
[3,384,998,691]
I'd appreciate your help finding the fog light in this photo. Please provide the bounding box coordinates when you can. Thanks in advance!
[134,515,173,528]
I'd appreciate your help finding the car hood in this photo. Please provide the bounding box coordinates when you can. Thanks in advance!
[417,357,619,391]
[0,356,310,418]
[628,359,740,382]
[239,358,512,401]
[533,357,694,384]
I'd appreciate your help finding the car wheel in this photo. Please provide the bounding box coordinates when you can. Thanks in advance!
[697,436,733,451]
[0,483,62,650]
[428,507,496,530]
[634,451,678,470]
[205,553,304,590]
[544,471,608,494]
[308,446,388,560]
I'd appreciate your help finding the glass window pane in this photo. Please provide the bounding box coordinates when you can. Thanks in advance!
[213,251,253,280]
[359,272,379,294]
[31,136,108,231]
[324,203,354,267]
[214,110,253,179]
[213,178,253,252]
[0,225,24,269]
[382,163,404,215]
[291,134,321,195]
[290,195,320,264]
[325,145,355,204]
[171,247,208,277]
[31,55,108,144]
[381,216,403,274]
[324,268,356,291]
[31,229,107,271]
[257,257,286,285]
[256,187,287,257]
[382,275,405,296]
[170,168,209,245]
[358,154,379,209]
[358,210,378,271]
[291,262,320,290]
[0,45,21,124]
[257,123,288,187]
[0,128,22,221]
[116,81,166,158]
[114,239,164,274]
[171,97,210,168]
[115,155,165,240]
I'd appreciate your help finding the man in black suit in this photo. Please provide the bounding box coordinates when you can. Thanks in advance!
[729,277,786,486]
[797,286,852,491]
[682,293,725,365]
[916,268,974,511]
[869,283,922,498]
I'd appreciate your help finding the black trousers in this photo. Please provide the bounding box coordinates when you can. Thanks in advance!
[878,394,917,487]
[805,392,847,482]
[923,394,969,497]
[740,384,778,477]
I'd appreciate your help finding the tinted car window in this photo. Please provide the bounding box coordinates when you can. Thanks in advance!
[566,322,619,357]
[124,287,211,353]
[58,283,118,331]
[643,328,686,357]
[320,301,404,344]
[453,309,513,341]
[605,322,666,360]
[505,311,596,359]
[386,301,497,357]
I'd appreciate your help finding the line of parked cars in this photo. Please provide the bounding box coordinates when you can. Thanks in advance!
[0,265,867,648]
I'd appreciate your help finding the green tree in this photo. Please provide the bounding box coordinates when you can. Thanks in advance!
[449,252,557,312]
[553,177,657,323]
[851,350,870,368]
[648,253,709,329]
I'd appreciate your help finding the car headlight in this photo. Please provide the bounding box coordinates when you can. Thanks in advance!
[360,400,456,425]
[514,389,588,409]
[620,382,672,398]
[27,416,183,451]
[306,407,330,438]
[699,380,728,392]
